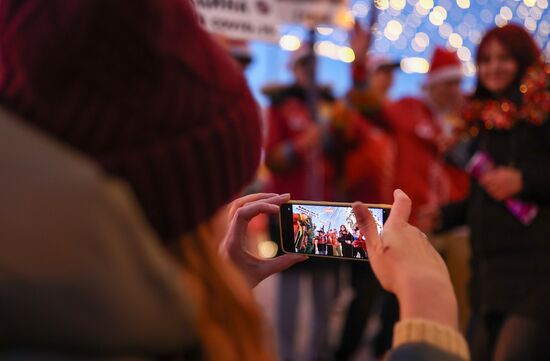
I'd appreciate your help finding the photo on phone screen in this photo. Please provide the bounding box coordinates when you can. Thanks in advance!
[279,201,390,261]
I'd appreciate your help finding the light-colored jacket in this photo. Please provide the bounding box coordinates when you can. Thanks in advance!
[0,108,195,360]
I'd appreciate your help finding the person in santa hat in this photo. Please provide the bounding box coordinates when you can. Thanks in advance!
[387,47,473,333]
[388,47,470,224]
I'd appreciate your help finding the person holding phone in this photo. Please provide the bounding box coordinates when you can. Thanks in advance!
[0,1,469,360]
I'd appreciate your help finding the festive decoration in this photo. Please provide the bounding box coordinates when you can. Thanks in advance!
[463,61,550,131]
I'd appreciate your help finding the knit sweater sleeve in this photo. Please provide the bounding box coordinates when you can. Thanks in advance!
[391,318,470,360]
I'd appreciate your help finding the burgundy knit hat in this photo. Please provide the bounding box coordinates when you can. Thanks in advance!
[0,0,262,241]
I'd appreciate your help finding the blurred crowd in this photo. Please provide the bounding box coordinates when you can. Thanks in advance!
[230,15,550,361]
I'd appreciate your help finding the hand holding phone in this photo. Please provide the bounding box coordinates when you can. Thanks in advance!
[221,193,307,287]
[353,189,458,329]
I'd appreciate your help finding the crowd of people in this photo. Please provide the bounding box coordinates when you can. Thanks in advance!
[291,204,383,259]
[296,223,362,258]
[262,11,549,361]
[0,1,548,361]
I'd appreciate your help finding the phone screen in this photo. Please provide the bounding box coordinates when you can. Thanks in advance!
[279,201,390,261]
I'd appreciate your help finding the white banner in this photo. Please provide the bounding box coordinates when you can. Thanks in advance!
[194,0,279,42]
[194,0,348,42]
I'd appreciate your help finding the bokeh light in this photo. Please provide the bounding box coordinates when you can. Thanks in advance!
[279,34,301,51]
[401,57,430,73]
[243,0,550,106]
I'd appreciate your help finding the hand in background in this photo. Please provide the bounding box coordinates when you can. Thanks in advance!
[479,167,523,201]
[350,21,371,64]
[220,193,307,288]
[353,189,458,329]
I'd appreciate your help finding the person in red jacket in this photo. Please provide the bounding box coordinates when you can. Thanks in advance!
[334,48,401,360]
[387,47,473,332]
[388,48,470,225]
[264,46,339,361]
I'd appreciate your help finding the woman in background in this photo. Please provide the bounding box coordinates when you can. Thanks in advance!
[435,24,550,361]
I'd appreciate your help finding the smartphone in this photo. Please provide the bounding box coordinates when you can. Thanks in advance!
[279,200,390,261]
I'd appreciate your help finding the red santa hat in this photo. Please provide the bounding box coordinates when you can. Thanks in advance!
[427,47,463,85]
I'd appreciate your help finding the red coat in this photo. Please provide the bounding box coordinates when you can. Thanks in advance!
[264,85,336,200]
[343,109,395,204]
[386,97,469,223]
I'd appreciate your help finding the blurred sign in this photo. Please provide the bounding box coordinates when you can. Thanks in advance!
[194,0,279,42]
[276,0,348,25]
[194,0,348,42]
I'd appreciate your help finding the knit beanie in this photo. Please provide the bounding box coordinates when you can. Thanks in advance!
[0,0,262,242]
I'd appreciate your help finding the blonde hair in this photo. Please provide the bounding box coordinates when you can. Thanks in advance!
[180,220,275,361]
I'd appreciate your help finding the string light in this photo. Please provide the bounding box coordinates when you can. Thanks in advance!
[415,2,431,16]
[462,62,476,77]
[456,0,470,9]
[258,240,278,259]
[448,32,463,48]
[439,22,453,38]
[539,20,550,36]
[429,6,447,26]
[276,0,549,66]
[529,6,543,20]
[279,35,301,51]
[415,32,430,48]
[500,6,513,21]
[517,4,529,19]
[338,47,356,63]
[419,0,434,9]
[457,46,472,61]
[376,0,390,10]
[401,57,430,73]
[524,17,537,32]
[317,26,334,36]
[390,0,406,11]
[495,14,507,28]
[384,20,403,41]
